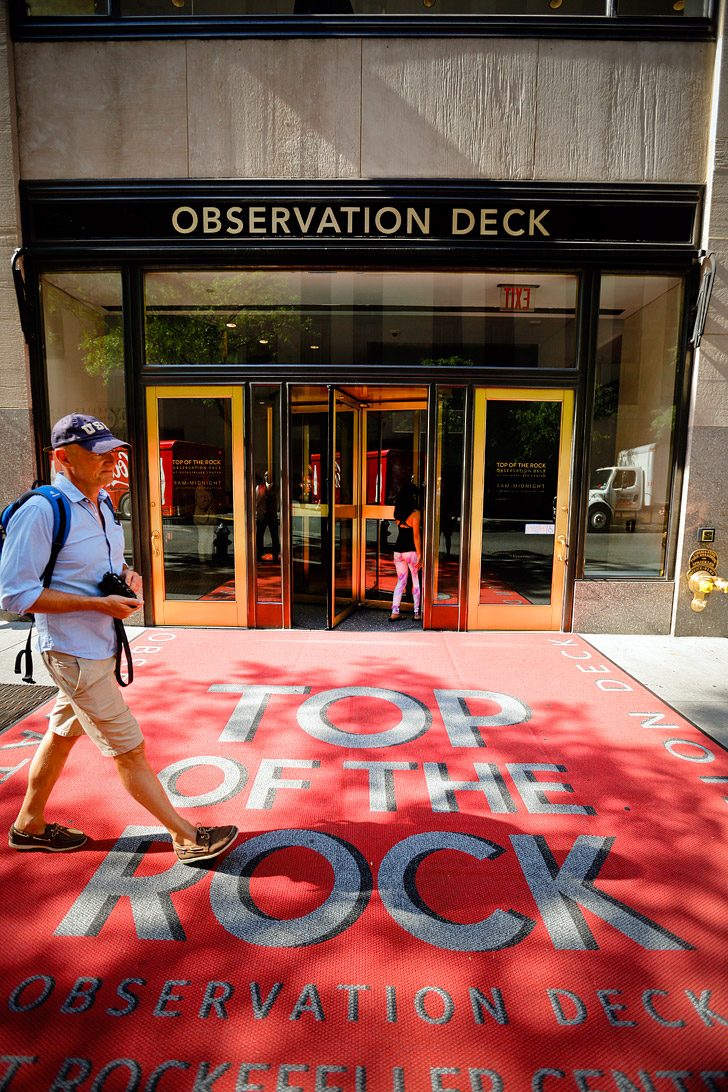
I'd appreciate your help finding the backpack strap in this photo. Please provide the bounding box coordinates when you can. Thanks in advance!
[14,627,36,684]
[33,485,72,588]
[101,492,120,526]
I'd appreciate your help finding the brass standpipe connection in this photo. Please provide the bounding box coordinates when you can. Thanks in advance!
[686,549,728,612]
[688,570,728,612]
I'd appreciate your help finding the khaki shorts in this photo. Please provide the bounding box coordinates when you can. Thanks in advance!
[42,651,144,758]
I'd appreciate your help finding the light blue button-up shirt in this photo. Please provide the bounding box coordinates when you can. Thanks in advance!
[0,473,126,659]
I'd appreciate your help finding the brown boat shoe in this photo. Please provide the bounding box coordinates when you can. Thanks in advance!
[173,824,238,864]
[9,822,88,852]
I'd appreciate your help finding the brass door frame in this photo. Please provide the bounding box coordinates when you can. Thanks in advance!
[425,385,465,632]
[290,391,328,609]
[359,400,428,610]
[247,383,286,629]
[329,387,361,628]
[294,391,429,627]
[146,385,247,627]
[467,388,573,632]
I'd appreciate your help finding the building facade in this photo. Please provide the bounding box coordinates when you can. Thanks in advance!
[1,0,727,636]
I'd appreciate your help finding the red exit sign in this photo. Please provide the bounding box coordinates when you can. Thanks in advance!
[499,284,538,312]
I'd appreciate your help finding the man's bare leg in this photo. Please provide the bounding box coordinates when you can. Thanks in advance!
[14,730,79,835]
[113,741,199,846]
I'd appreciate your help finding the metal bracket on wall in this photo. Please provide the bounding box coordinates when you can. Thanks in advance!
[11,248,35,345]
[690,251,716,348]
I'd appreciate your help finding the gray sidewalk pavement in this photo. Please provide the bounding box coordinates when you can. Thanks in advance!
[0,620,59,688]
[1,619,726,750]
[583,633,728,750]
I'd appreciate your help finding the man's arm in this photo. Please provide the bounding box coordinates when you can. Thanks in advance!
[1,497,142,619]
[1,499,59,615]
[28,587,142,620]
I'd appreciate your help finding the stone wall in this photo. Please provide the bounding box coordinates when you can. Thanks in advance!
[571,579,676,635]
[12,39,714,182]
[671,16,728,637]
[0,7,33,512]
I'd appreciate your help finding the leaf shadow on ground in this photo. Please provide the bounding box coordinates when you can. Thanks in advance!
[1,630,727,1088]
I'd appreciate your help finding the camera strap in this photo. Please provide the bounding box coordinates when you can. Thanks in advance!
[113,618,134,687]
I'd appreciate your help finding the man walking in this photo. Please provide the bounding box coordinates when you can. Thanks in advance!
[0,413,237,863]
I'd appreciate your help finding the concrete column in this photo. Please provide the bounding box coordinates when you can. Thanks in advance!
[674,5,728,636]
[0,7,34,511]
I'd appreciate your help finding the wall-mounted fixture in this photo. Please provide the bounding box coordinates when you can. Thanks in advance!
[690,252,715,349]
[686,549,728,612]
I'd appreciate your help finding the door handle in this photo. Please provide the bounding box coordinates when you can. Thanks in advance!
[557,534,569,563]
[151,530,161,557]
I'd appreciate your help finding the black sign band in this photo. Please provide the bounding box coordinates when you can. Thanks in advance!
[20,181,701,256]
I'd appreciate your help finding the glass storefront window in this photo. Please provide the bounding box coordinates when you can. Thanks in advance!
[616,0,706,13]
[22,0,710,16]
[584,274,684,577]
[40,271,133,554]
[144,271,578,370]
[120,0,606,12]
[24,1,109,13]
[365,409,427,506]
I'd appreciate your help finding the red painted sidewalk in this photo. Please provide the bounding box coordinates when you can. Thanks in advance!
[0,630,726,1092]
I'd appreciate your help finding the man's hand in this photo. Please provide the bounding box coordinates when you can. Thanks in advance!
[100,593,143,619]
[122,567,143,597]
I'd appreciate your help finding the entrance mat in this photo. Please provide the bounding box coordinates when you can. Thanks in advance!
[479,571,531,606]
[0,631,727,1092]
[0,683,58,733]
[199,578,237,602]
[201,569,281,603]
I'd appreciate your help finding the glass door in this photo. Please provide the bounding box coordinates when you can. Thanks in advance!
[468,389,573,631]
[251,385,284,628]
[360,402,428,611]
[329,389,360,628]
[289,388,429,629]
[290,386,328,629]
[146,386,246,626]
[430,387,466,630]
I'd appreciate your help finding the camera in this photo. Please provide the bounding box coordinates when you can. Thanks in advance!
[99,571,138,600]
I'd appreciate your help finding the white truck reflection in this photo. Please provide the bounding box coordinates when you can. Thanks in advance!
[588,442,668,533]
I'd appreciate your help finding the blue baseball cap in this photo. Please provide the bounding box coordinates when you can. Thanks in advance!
[48,413,130,454]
